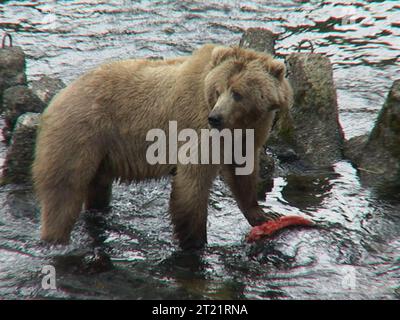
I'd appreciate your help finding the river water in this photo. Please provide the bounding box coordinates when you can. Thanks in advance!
[0,0,399,299]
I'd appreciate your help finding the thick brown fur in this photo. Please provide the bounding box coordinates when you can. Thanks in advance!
[33,44,293,250]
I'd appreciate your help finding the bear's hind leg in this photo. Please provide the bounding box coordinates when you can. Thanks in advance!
[34,137,105,244]
[85,163,113,211]
[40,187,85,244]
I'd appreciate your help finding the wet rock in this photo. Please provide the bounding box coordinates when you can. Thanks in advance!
[29,76,65,105]
[257,151,276,200]
[271,53,345,167]
[6,189,38,220]
[353,80,400,186]
[343,134,368,166]
[271,145,299,163]
[2,85,45,143]
[239,27,276,55]
[164,27,175,35]
[0,46,27,106]
[1,112,40,185]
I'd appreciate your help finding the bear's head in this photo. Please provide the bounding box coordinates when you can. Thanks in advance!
[205,46,293,130]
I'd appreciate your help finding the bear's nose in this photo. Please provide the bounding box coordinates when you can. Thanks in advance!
[208,114,223,128]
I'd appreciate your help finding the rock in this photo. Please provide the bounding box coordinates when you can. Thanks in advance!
[357,80,400,186]
[239,28,276,55]
[257,151,276,200]
[271,53,345,167]
[29,76,65,105]
[0,46,27,107]
[1,112,41,185]
[5,189,38,219]
[2,85,45,143]
[240,29,344,172]
[270,144,299,163]
[343,134,368,166]
[164,27,175,35]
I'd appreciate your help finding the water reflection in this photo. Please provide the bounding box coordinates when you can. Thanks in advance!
[281,170,335,210]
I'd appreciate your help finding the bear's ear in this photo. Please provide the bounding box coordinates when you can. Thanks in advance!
[211,46,235,67]
[268,60,286,81]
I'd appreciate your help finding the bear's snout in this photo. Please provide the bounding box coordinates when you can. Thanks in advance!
[208,113,223,129]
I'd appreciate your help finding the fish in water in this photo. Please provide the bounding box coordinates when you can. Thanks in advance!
[247,215,314,242]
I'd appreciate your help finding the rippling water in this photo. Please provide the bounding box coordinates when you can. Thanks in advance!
[0,0,399,300]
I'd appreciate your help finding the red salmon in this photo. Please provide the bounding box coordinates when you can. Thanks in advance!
[247,216,314,242]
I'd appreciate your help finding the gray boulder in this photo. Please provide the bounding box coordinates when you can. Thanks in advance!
[30,75,65,105]
[343,134,368,166]
[0,46,27,106]
[239,27,276,55]
[2,85,45,143]
[347,80,400,187]
[1,112,41,185]
[269,53,345,167]
[240,28,345,173]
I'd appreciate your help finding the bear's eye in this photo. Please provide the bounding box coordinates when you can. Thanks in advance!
[215,89,220,98]
[232,90,243,102]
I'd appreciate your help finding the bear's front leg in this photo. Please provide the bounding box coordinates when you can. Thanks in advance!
[221,162,277,226]
[169,164,218,250]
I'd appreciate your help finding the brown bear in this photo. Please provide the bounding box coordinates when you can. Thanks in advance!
[33,44,293,250]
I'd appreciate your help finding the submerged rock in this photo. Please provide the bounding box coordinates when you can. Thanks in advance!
[2,85,45,143]
[30,76,65,105]
[0,46,27,106]
[1,112,41,185]
[346,80,400,187]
